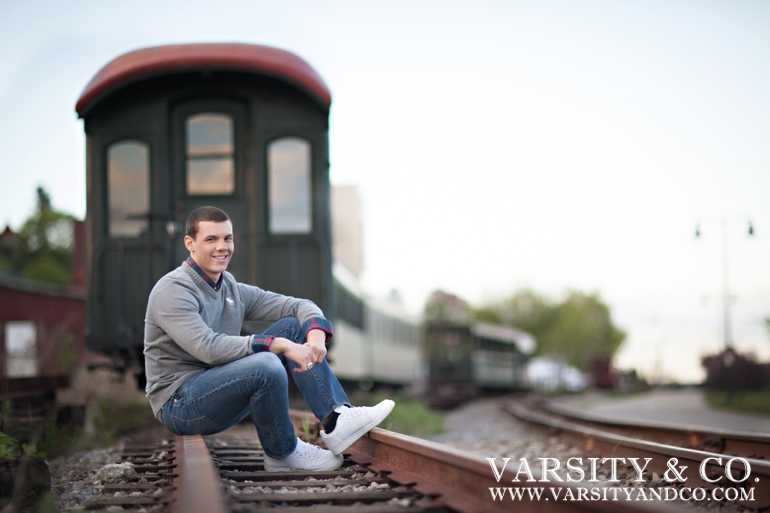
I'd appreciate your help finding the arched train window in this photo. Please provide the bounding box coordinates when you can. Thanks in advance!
[268,137,311,234]
[186,113,234,195]
[108,140,150,237]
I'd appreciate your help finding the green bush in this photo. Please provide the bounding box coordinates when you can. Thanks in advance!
[0,431,45,460]
[705,387,770,416]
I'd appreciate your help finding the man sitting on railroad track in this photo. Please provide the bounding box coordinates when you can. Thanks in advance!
[143,206,394,472]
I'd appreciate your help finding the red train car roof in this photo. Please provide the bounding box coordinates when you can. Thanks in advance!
[76,43,331,116]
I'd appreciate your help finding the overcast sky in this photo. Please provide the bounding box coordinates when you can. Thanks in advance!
[1,0,768,383]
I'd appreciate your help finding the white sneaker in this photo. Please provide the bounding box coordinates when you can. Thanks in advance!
[320,399,395,455]
[263,438,343,472]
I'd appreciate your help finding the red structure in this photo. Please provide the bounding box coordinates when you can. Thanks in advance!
[0,274,85,378]
[0,221,87,388]
[590,357,615,389]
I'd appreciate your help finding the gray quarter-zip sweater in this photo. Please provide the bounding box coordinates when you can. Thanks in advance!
[144,261,331,417]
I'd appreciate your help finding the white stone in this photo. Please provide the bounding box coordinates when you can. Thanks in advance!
[97,462,137,483]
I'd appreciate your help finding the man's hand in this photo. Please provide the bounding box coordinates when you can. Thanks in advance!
[269,329,327,372]
[305,329,327,363]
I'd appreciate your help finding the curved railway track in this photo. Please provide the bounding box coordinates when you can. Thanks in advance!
[523,397,770,460]
[78,408,683,513]
[505,397,770,511]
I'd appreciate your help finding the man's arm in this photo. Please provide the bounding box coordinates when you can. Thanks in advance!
[240,284,330,327]
[239,283,334,346]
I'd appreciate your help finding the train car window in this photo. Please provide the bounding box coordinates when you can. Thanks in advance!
[108,141,150,238]
[186,113,235,195]
[4,321,37,377]
[268,137,312,234]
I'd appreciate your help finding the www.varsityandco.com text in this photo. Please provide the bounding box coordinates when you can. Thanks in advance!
[486,456,758,503]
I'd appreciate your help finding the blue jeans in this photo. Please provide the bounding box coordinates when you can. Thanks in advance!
[159,317,351,458]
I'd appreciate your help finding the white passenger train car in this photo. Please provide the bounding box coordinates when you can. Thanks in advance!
[328,264,421,387]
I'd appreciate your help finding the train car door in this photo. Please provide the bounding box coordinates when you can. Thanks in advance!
[171,100,253,283]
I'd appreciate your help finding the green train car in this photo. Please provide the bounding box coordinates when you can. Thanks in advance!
[76,44,334,386]
[423,321,534,406]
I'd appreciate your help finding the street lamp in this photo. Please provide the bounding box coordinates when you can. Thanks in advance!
[695,219,755,403]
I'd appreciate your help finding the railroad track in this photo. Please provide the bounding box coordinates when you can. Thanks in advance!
[506,398,770,511]
[529,397,770,460]
[78,409,680,512]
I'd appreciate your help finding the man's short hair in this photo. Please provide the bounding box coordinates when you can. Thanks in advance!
[186,206,231,238]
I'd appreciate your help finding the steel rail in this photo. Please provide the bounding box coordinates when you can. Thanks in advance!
[538,397,770,460]
[173,434,228,513]
[506,401,770,510]
[346,427,685,513]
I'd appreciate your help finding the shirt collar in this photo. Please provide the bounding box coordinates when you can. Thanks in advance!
[185,256,222,291]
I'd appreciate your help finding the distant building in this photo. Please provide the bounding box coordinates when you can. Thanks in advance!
[0,226,17,261]
[0,271,86,378]
[331,186,364,278]
[0,220,87,378]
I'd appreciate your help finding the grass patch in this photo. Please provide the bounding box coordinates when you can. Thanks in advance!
[704,387,770,416]
[37,397,156,458]
[292,388,448,438]
[365,392,444,437]
[84,397,157,449]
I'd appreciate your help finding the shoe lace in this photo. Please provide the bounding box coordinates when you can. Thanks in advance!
[295,441,327,460]
[338,405,375,418]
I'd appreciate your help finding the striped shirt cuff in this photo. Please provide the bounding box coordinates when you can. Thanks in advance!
[250,334,274,353]
[302,317,334,343]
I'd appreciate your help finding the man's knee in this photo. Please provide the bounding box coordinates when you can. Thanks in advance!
[252,352,288,385]
[272,317,303,343]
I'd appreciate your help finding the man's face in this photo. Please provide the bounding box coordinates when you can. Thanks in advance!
[184,220,234,281]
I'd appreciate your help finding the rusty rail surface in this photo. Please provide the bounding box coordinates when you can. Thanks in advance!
[506,400,770,510]
[173,434,227,513]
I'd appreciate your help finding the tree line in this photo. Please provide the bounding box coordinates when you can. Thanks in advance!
[424,288,626,372]
[0,187,74,284]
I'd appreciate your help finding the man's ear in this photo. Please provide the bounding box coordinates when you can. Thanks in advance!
[184,235,194,252]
